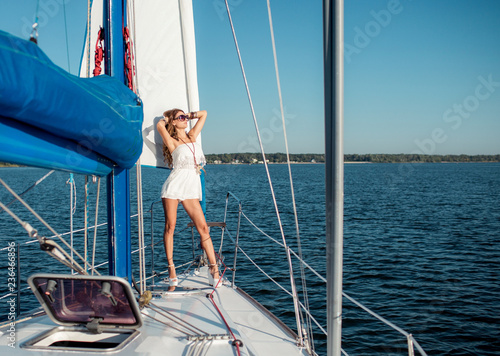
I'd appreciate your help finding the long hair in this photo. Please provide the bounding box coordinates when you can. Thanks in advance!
[162,108,191,168]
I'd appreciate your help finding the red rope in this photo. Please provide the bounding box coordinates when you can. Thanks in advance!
[210,252,226,293]
[93,28,104,77]
[92,26,135,92]
[123,27,135,92]
[207,255,242,355]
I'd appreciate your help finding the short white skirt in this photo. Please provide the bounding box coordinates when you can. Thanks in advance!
[161,168,202,201]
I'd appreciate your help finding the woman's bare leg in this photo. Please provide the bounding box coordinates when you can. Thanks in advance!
[181,199,219,280]
[162,198,179,281]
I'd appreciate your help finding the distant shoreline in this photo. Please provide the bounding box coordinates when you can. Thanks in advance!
[206,161,499,165]
[205,153,500,164]
[2,153,499,168]
[0,162,21,168]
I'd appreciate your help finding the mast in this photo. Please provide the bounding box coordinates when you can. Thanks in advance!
[104,0,132,282]
[324,0,344,355]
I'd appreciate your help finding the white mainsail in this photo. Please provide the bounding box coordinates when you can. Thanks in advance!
[80,0,200,168]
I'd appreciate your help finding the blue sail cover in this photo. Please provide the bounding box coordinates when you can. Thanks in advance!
[0,30,143,170]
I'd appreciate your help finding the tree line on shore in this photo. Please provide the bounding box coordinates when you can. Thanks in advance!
[204,153,500,164]
[1,154,499,167]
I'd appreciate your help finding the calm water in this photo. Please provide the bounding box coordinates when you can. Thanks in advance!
[1,163,499,355]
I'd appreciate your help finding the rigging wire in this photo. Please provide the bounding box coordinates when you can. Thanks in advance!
[90,177,101,275]
[148,301,209,335]
[266,0,314,349]
[140,312,193,337]
[223,0,305,347]
[0,178,99,275]
[136,159,146,294]
[2,170,54,210]
[126,0,146,293]
[66,174,76,274]
[84,176,89,272]
[126,0,140,95]
[0,199,88,274]
[29,0,40,43]
[62,0,71,73]
[86,0,91,77]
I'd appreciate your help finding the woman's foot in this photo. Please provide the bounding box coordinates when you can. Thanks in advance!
[208,264,220,288]
[168,264,178,286]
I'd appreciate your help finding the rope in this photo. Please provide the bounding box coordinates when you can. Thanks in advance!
[223,0,304,345]
[93,28,104,76]
[66,174,76,274]
[298,299,327,336]
[84,176,89,272]
[125,2,146,293]
[153,259,196,280]
[0,202,89,275]
[231,204,427,355]
[141,312,193,337]
[29,0,40,43]
[91,177,101,275]
[233,219,426,356]
[123,26,135,91]
[149,302,208,335]
[0,286,30,301]
[265,1,313,347]
[241,211,284,248]
[0,178,97,275]
[0,221,109,251]
[2,170,54,210]
[206,257,241,355]
[0,200,30,231]
[341,293,427,355]
[127,0,140,95]
[62,0,71,73]
[136,160,146,293]
[234,242,293,298]
[206,294,241,355]
[223,221,326,339]
[86,0,91,77]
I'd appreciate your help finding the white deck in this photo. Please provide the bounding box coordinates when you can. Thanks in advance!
[0,267,310,355]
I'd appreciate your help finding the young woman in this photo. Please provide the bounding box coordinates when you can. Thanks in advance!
[156,109,220,288]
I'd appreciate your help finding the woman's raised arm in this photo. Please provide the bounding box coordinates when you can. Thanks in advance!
[187,110,207,140]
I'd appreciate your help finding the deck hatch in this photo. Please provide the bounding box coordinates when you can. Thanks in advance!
[27,273,142,330]
[22,274,142,352]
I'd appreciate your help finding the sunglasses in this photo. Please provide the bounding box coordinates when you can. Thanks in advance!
[174,115,189,122]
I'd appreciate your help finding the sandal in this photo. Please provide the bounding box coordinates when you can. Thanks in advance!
[168,264,178,286]
[207,263,220,288]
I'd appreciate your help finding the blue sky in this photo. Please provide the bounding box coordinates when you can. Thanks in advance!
[1,0,499,155]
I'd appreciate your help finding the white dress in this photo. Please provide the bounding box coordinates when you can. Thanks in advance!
[161,142,206,201]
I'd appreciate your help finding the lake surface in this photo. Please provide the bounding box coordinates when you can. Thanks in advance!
[1,163,499,355]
